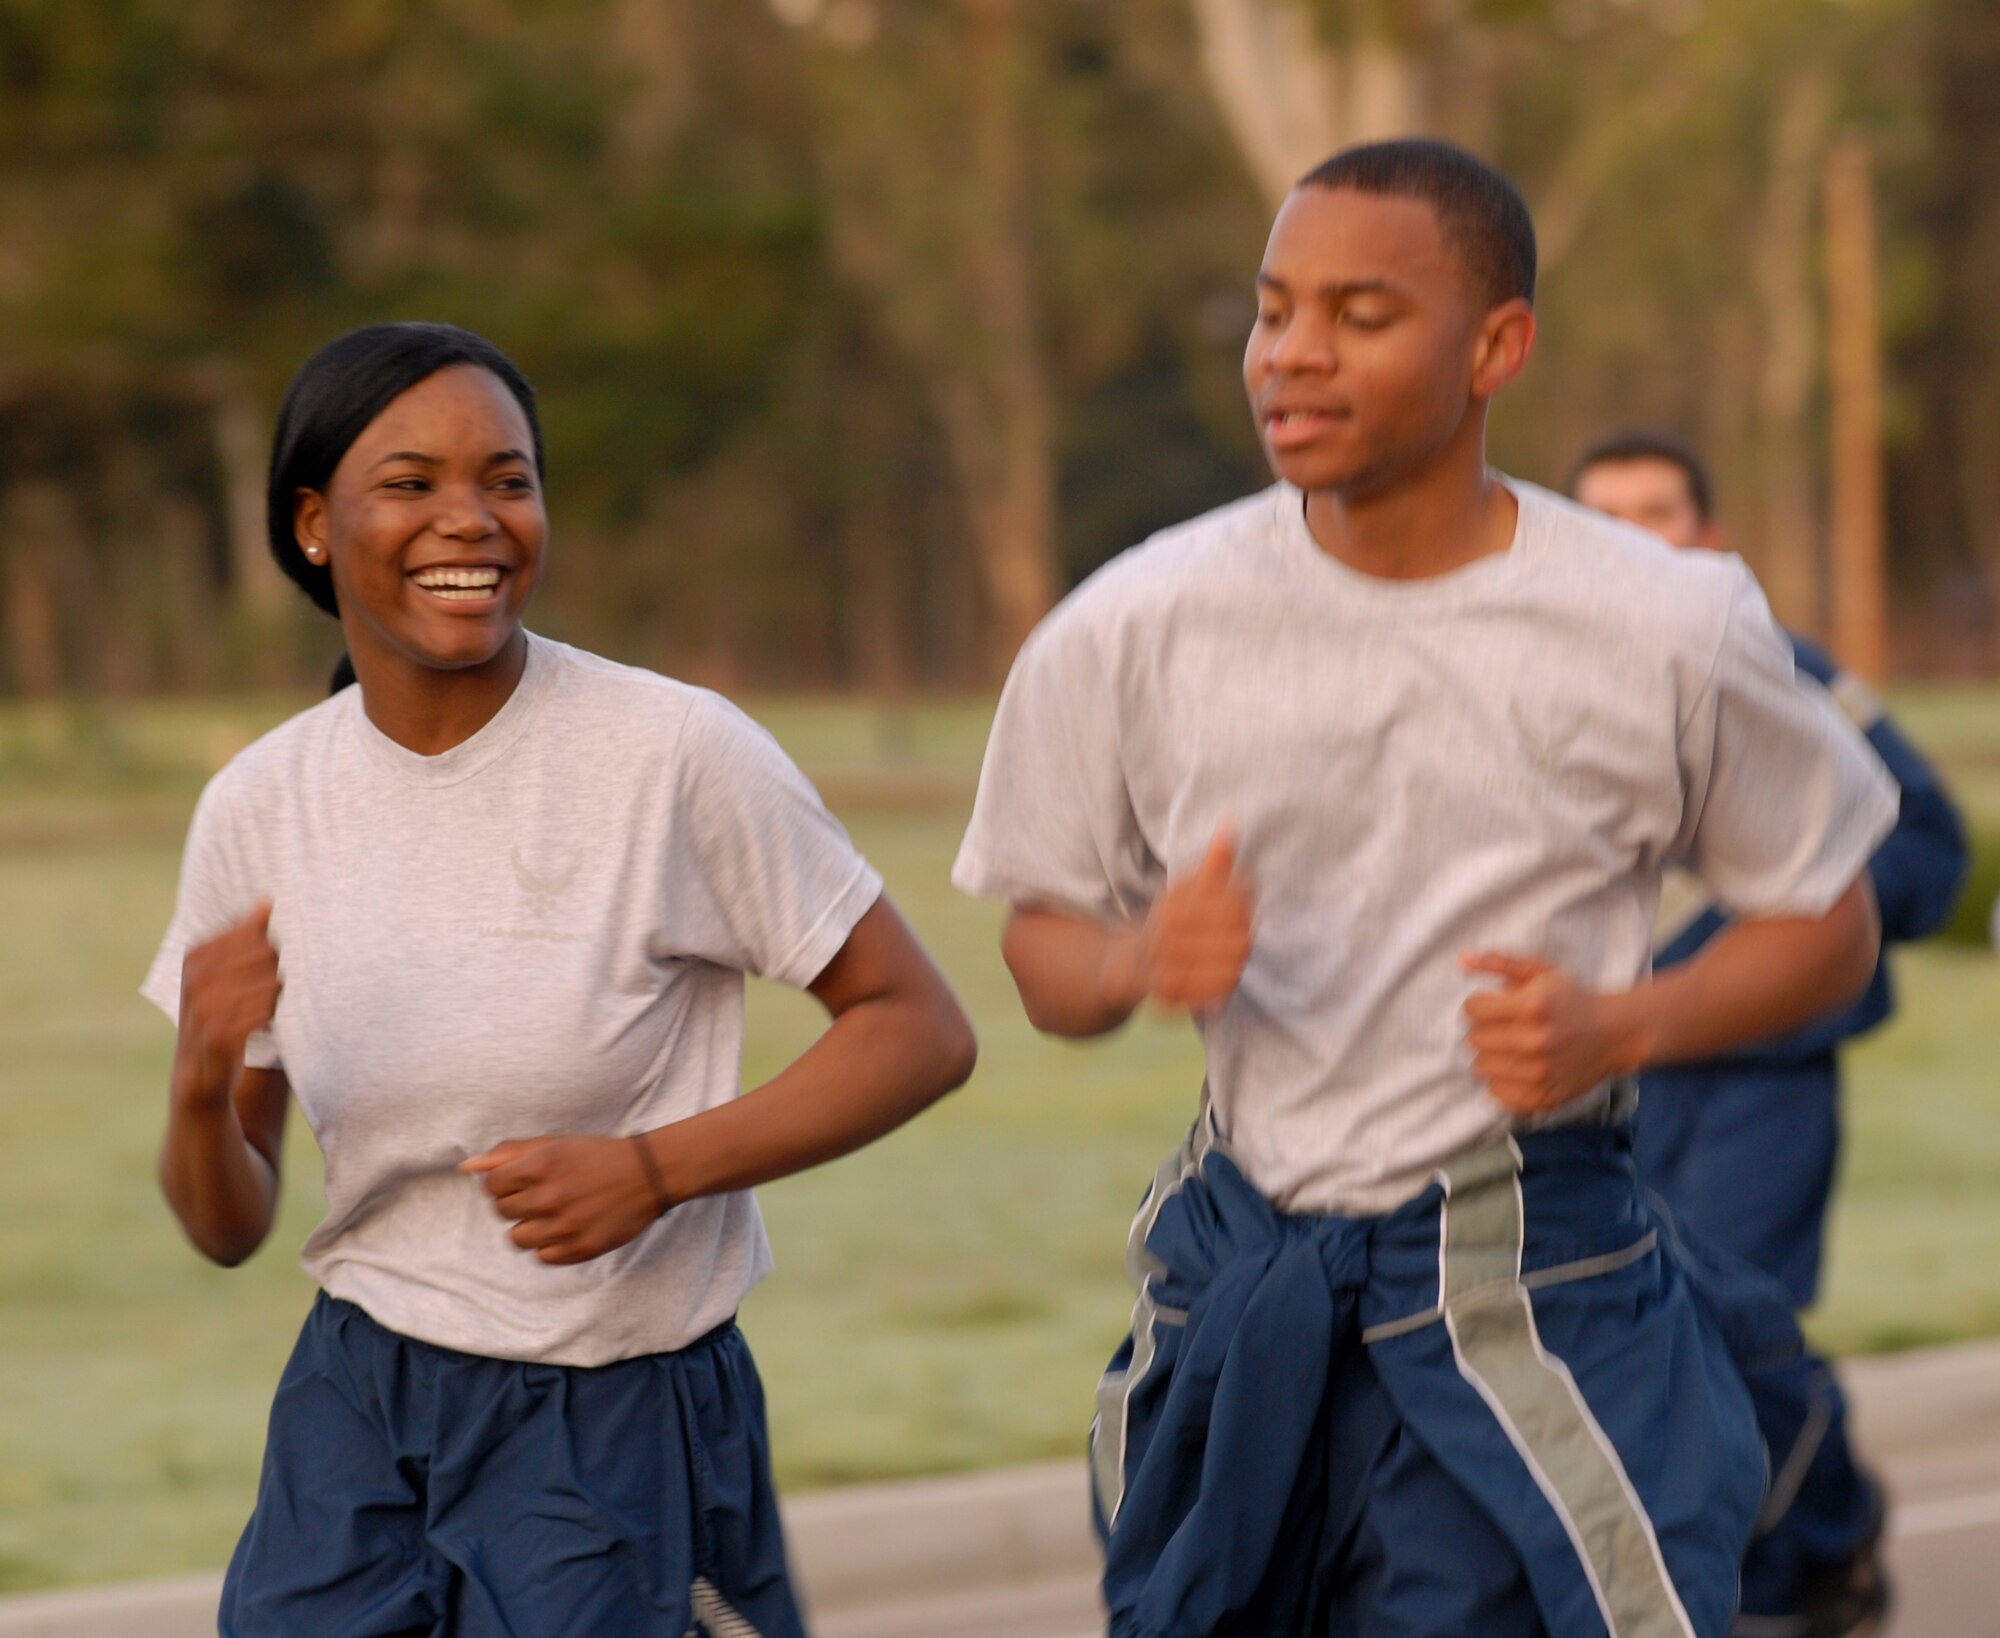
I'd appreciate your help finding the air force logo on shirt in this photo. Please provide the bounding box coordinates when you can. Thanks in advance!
[511,845,584,918]
[481,847,590,944]
[1508,698,1589,788]
[1478,698,1599,807]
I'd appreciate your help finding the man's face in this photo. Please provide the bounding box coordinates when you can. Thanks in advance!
[1571,457,1718,552]
[1243,186,1530,497]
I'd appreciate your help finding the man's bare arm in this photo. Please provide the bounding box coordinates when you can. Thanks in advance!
[1001,829,1253,1038]
[1462,876,1880,1114]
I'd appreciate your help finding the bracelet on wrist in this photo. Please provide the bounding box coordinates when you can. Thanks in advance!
[629,1134,672,1218]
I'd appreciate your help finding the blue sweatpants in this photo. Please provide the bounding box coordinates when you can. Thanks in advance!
[1635,1060,1840,1311]
[221,1293,802,1638]
[1637,1060,1878,1621]
[1094,1113,1796,1638]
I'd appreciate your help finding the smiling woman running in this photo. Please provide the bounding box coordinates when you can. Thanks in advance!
[146,323,977,1638]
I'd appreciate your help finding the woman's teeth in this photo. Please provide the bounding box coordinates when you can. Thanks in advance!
[412,567,502,601]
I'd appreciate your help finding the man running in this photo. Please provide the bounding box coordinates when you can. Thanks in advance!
[955,140,1899,1636]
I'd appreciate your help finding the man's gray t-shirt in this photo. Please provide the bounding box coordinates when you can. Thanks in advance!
[954,481,1898,1217]
[144,634,882,1366]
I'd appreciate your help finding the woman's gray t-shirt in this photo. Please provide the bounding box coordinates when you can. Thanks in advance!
[144,634,882,1366]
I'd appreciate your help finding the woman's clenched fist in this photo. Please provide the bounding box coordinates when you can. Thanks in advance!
[173,903,282,1106]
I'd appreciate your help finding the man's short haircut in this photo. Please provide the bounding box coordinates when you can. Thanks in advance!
[1297,139,1537,309]
[1568,429,1714,522]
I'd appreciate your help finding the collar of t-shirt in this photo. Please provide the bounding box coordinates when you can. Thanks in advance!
[345,632,557,788]
[1274,478,1547,616]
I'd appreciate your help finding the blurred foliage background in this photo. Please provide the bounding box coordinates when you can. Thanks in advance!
[2,0,1998,693]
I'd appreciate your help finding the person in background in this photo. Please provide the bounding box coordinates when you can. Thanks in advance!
[1573,429,1968,1638]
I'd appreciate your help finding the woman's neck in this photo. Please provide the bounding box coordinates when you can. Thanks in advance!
[351,629,530,756]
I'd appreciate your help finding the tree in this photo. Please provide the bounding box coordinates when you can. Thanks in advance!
[0,0,1983,689]
[1890,0,2000,669]
[777,0,1063,677]
[0,0,826,688]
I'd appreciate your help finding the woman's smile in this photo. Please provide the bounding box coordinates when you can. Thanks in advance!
[408,561,510,606]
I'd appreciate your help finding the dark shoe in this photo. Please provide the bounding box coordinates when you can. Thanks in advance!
[1795,1478,1892,1638]
[1730,1479,1892,1638]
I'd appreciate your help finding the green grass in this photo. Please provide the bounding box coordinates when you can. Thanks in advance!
[1884,686,2000,828]
[1813,944,2000,1353]
[0,686,1996,1591]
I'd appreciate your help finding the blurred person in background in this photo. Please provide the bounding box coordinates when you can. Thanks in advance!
[147,322,975,1637]
[1573,429,1968,1638]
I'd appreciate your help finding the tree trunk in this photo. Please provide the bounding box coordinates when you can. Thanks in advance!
[834,325,914,695]
[1700,302,1760,543]
[1749,65,1833,635]
[1823,132,1888,682]
[213,377,287,618]
[1186,0,1422,207]
[608,0,695,179]
[952,0,1061,671]
[804,0,1062,678]
[1901,0,2000,669]
[157,494,220,692]
[93,440,155,695]
[0,490,66,696]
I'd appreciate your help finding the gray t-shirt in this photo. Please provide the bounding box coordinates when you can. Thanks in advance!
[145,634,882,1365]
[954,481,1897,1216]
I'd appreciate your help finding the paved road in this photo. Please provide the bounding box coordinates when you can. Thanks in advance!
[1843,1340,2000,1638]
[824,1475,2000,1638]
[820,1344,2000,1637]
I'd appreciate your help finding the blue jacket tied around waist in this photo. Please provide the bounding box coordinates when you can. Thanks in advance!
[1092,1109,1800,1638]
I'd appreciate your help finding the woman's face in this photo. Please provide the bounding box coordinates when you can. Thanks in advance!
[295,364,546,678]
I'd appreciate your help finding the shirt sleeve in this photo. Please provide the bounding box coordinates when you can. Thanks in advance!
[663,695,884,989]
[951,595,1161,919]
[1671,563,1899,917]
[139,769,282,1070]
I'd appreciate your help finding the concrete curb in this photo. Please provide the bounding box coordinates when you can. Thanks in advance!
[5,1337,1997,1636]
[0,1579,224,1638]
[1842,1335,2000,1452]
[0,1464,1092,1637]
[788,1460,1094,1612]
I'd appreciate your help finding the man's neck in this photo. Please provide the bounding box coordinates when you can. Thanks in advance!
[1303,434,1516,582]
